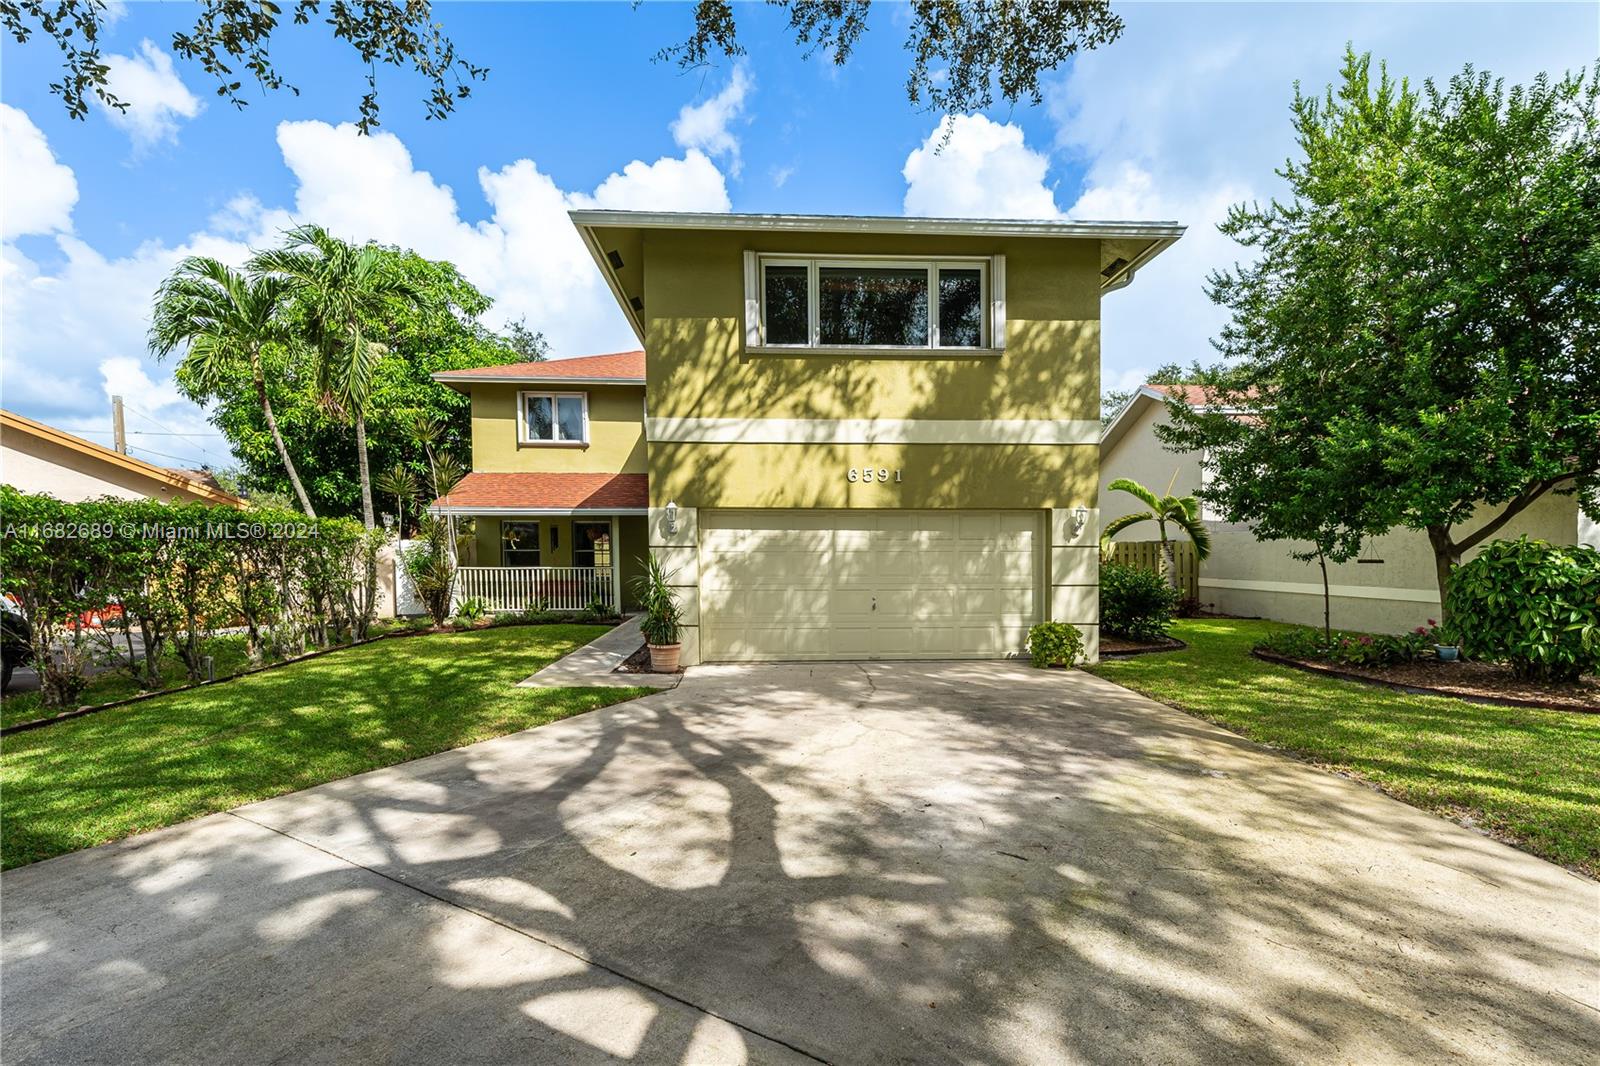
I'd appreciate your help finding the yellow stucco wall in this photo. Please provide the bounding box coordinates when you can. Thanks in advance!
[469,383,646,474]
[640,228,1103,510]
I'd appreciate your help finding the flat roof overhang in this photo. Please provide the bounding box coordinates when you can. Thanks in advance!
[569,210,1186,345]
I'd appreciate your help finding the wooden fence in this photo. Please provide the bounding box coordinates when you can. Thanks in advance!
[1108,540,1199,601]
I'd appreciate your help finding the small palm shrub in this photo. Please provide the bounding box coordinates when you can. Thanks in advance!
[1448,538,1600,682]
[402,516,455,627]
[1027,622,1085,668]
[630,553,681,647]
[1100,562,1179,642]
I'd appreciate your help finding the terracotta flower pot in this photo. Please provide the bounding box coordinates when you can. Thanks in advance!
[647,643,682,673]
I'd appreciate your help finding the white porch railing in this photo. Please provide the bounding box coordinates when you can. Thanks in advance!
[454,566,615,612]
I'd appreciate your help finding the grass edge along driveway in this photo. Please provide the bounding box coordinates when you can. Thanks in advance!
[1,625,650,870]
[1088,618,1600,878]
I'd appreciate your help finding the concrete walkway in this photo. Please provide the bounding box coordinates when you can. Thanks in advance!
[3,662,1596,1064]
[518,616,679,689]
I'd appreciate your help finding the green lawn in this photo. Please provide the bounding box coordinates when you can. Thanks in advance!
[1088,618,1600,877]
[0,625,649,869]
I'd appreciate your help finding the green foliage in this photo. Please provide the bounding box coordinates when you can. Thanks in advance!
[454,596,489,625]
[1100,562,1178,642]
[1164,50,1600,617]
[0,489,384,707]
[1027,621,1085,669]
[1257,625,1432,668]
[1100,478,1211,587]
[180,241,516,520]
[402,515,457,627]
[1448,539,1600,683]
[4,0,486,132]
[631,553,682,646]
[662,1,1122,115]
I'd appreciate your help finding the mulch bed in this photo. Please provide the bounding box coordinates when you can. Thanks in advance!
[1253,649,1600,712]
[614,644,653,673]
[1100,634,1187,658]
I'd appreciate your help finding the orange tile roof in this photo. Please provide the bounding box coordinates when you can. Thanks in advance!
[433,350,645,383]
[1147,383,1260,405]
[431,472,648,512]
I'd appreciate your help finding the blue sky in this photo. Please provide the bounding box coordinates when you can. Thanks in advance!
[2,2,1595,469]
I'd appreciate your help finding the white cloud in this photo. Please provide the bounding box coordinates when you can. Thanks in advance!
[1047,2,1599,391]
[96,39,202,149]
[770,164,795,189]
[670,64,752,176]
[1,106,733,465]
[902,114,1060,219]
[1,105,79,239]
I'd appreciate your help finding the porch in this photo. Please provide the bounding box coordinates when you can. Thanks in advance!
[430,472,652,615]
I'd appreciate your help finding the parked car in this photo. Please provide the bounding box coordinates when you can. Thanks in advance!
[1,599,32,693]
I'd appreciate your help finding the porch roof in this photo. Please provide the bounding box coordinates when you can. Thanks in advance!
[430,472,648,515]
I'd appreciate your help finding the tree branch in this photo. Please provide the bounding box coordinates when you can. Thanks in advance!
[1452,473,1577,554]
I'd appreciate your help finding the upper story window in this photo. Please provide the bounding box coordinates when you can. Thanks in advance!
[519,391,588,446]
[747,254,1003,353]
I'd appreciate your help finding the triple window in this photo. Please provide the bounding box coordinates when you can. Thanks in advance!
[519,392,588,445]
[751,255,999,351]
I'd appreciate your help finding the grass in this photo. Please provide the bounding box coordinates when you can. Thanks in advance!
[0,625,649,869]
[1087,618,1600,877]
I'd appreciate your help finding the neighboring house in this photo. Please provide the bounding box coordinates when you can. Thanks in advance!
[0,409,242,506]
[1100,385,1596,633]
[433,209,1183,664]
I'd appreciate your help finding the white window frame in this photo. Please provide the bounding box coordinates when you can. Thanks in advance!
[517,391,590,447]
[746,252,1005,354]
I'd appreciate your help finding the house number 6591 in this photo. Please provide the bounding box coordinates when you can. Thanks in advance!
[847,467,903,483]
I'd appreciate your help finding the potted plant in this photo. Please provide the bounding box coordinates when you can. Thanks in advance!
[1426,619,1461,662]
[631,553,682,673]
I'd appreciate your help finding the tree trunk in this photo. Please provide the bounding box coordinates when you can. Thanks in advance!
[1426,525,1461,626]
[1317,551,1331,643]
[256,372,316,517]
[1160,540,1178,591]
[355,413,375,529]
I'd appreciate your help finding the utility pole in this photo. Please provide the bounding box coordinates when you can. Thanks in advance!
[111,395,127,454]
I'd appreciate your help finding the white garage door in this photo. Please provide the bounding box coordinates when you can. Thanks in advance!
[699,510,1040,661]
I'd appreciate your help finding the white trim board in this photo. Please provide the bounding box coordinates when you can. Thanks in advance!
[647,417,1101,446]
[431,507,649,517]
[1199,577,1440,604]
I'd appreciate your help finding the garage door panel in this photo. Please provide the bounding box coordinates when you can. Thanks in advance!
[700,510,1040,662]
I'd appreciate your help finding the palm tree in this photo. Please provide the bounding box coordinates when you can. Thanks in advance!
[374,462,419,535]
[1100,477,1212,590]
[251,225,423,528]
[149,257,317,516]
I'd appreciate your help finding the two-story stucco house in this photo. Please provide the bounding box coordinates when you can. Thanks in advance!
[432,210,1183,665]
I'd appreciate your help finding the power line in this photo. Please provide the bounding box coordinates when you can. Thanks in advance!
[122,403,233,467]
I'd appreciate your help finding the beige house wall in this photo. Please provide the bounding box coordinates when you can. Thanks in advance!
[1100,400,1586,633]
[2,433,224,504]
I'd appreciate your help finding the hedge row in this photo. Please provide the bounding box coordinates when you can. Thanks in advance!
[0,487,386,707]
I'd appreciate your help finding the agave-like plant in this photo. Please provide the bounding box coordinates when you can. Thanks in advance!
[1100,477,1212,590]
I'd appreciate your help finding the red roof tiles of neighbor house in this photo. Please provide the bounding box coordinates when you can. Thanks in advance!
[1147,383,1261,406]
[436,350,645,381]
[432,472,648,511]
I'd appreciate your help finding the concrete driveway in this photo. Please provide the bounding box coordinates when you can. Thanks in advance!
[3,662,1596,1064]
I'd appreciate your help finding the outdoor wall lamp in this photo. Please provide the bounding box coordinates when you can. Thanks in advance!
[665,500,679,536]
[1072,505,1090,538]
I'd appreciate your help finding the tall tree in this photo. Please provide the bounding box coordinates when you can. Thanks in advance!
[1165,51,1600,619]
[149,257,316,516]
[251,225,425,529]
[7,1,1122,130]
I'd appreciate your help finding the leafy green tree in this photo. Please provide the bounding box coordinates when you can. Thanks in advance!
[2,0,486,132]
[182,243,514,519]
[1100,477,1211,590]
[7,1,1123,129]
[150,257,316,516]
[250,225,430,529]
[1165,51,1600,619]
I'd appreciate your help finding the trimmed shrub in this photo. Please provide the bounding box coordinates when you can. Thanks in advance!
[1448,537,1600,682]
[1257,626,1430,667]
[1100,562,1179,642]
[1027,621,1085,669]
